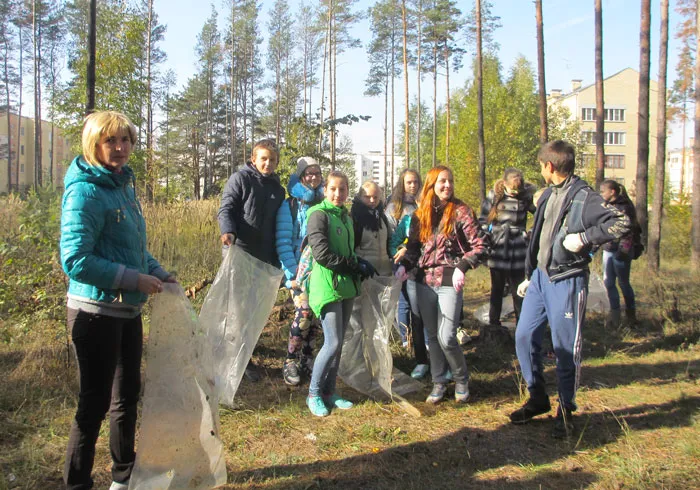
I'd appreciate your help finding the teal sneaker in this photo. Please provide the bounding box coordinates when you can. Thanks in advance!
[445,369,453,382]
[323,393,353,410]
[307,396,330,417]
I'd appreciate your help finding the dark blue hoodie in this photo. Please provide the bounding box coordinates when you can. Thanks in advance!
[218,163,285,266]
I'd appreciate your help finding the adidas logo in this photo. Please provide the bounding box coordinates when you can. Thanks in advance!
[564,312,573,319]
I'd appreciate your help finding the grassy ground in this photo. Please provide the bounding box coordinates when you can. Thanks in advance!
[1,199,699,489]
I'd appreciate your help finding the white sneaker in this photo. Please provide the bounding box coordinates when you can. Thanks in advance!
[109,482,129,490]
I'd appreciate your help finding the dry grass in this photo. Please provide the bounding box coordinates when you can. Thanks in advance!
[1,197,699,489]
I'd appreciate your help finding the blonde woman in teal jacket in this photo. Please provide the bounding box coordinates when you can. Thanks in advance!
[60,111,174,490]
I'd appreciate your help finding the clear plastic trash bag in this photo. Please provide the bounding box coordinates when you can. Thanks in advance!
[199,246,284,406]
[473,273,610,325]
[338,276,423,404]
[129,283,227,490]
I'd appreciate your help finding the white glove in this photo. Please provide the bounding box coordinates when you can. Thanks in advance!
[516,279,531,298]
[394,265,408,282]
[562,233,585,253]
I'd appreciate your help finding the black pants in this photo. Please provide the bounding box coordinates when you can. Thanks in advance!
[64,308,143,490]
[489,268,525,326]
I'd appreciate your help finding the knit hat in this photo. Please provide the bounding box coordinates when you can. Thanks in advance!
[296,156,320,178]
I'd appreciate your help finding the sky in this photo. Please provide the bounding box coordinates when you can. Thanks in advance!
[156,0,687,154]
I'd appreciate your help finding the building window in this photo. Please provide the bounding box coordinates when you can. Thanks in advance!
[605,132,625,145]
[20,127,24,136]
[605,154,625,169]
[21,145,24,155]
[581,108,596,121]
[582,131,626,145]
[362,171,368,177]
[581,108,626,122]
[605,108,625,122]
[20,163,24,173]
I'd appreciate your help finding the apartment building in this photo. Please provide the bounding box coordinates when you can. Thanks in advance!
[666,144,694,200]
[0,111,73,193]
[354,151,404,194]
[548,68,659,193]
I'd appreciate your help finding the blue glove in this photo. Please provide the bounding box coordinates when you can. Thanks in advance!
[357,257,378,280]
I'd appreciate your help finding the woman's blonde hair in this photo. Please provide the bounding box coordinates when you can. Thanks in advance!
[82,111,137,166]
[357,180,380,197]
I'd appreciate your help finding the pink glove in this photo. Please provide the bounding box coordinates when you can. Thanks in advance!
[394,265,408,282]
[452,268,465,292]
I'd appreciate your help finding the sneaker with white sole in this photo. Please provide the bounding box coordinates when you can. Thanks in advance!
[323,393,353,410]
[426,383,447,404]
[283,359,301,386]
[454,382,470,403]
[411,364,430,379]
[307,395,330,417]
[109,482,129,490]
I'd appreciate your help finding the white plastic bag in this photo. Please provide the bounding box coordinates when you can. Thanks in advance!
[338,276,423,404]
[129,284,227,490]
[199,246,284,405]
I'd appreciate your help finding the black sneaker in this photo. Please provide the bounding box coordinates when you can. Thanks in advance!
[552,406,575,439]
[244,360,262,383]
[509,396,551,424]
[283,359,301,386]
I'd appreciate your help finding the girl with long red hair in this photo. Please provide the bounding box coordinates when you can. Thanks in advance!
[395,166,484,404]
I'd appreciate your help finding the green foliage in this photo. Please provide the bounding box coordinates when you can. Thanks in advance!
[0,189,65,342]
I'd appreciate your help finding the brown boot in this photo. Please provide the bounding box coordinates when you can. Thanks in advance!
[605,309,621,328]
[624,308,637,326]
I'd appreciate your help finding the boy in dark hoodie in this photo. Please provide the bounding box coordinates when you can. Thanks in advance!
[218,139,286,381]
[510,140,631,438]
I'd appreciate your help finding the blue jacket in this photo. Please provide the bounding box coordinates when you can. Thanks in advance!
[275,174,324,287]
[218,163,285,266]
[389,213,412,257]
[60,156,167,309]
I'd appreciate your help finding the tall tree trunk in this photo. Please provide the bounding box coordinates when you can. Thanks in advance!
[692,3,700,271]
[535,0,547,143]
[86,0,96,114]
[444,47,450,164]
[431,44,437,167]
[594,0,605,189]
[331,4,337,166]
[145,0,154,201]
[3,35,12,191]
[402,0,409,168]
[33,0,42,188]
[636,0,651,246]
[476,0,486,203]
[15,24,22,190]
[319,3,330,154]
[390,18,395,190]
[680,107,686,194]
[416,0,422,173]
[648,0,668,273]
[383,69,388,187]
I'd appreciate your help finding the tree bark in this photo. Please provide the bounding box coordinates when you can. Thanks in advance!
[635,0,651,246]
[86,0,96,114]
[402,0,410,169]
[535,0,547,143]
[145,0,154,201]
[692,2,700,271]
[648,0,669,273]
[33,0,42,188]
[416,0,422,173]
[594,0,605,189]
[476,0,486,202]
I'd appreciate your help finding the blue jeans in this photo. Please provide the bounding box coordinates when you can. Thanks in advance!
[308,298,355,397]
[602,251,635,311]
[405,280,429,365]
[414,283,468,384]
[515,268,587,411]
[396,281,411,343]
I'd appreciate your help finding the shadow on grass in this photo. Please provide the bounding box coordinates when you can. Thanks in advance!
[225,396,698,489]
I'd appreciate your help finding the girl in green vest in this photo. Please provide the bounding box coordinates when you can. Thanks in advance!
[305,171,372,417]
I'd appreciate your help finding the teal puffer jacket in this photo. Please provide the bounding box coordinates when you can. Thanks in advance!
[60,156,165,307]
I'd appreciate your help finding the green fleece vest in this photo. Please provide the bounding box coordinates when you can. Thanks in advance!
[307,200,360,316]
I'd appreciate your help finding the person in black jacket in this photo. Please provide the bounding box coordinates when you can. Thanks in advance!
[479,168,536,327]
[509,140,631,438]
[217,139,285,381]
[599,179,640,327]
